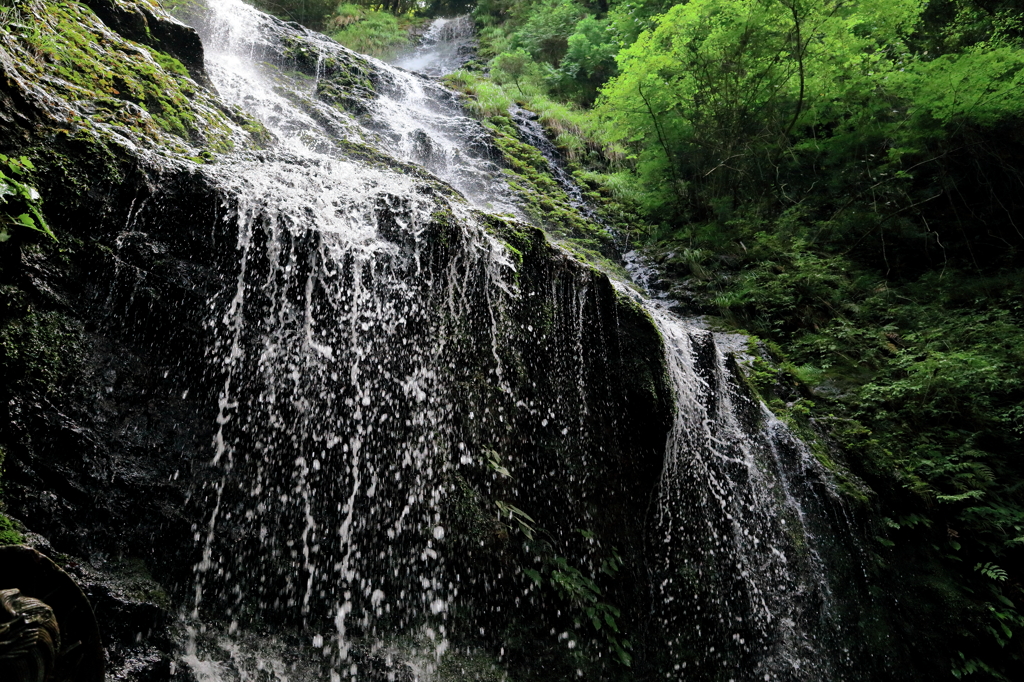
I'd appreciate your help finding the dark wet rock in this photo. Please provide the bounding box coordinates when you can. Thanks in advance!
[81,0,212,88]
[106,647,173,682]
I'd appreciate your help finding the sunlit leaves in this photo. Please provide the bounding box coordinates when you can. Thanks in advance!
[0,154,54,243]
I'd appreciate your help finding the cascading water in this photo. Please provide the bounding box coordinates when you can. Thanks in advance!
[393,16,476,78]
[171,4,878,680]
[194,0,516,215]
[641,304,871,680]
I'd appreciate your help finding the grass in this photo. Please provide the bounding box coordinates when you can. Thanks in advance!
[328,4,421,60]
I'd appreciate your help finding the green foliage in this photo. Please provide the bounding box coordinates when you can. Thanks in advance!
[561,16,617,86]
[605,0,676,46]
[521,535,633,667]
[0,514,23,546]
[328,4,412,58]
[696,225,1024,675]
[490,48,536,94]
[0,154,54,244]
[495,499,535,539]
[902,45,1024,128]
[975,562,1009,582]
[598,0,927,222]
[511,0,585,65]
[467,440,633,671]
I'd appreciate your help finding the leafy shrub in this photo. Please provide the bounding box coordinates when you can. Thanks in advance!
[0,154,54,244]
[329,5,411,59]
[512,0,585,64]
[490,48,536,94]
[560,15,617,99]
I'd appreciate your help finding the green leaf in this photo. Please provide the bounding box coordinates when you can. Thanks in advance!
[523,568,543,586]
[486,450,512,478]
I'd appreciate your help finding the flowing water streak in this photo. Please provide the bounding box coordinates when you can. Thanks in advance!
[182,3,526,677]
[393,16,475,78]
[646,302,859,680]
[183,153,518,679]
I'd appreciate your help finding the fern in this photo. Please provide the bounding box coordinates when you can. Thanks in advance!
[975,562,1009,582]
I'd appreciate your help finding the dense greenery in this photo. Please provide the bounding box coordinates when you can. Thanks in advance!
[440,0,1024,678]
[326,3,413,57]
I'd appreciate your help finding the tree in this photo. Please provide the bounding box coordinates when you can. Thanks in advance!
[513,0,587,64]
[597,0,927,221]
[491,48,535,94]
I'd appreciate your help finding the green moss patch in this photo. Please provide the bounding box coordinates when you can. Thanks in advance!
[0,514,24,546]
[0,0,255,153]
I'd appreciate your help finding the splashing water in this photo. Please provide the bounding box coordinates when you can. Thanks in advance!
[645,306,865,680]
[393,16,475,78]
[179,2,525,677]
[174,2,874,680]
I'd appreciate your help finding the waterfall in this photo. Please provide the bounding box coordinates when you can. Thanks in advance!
[172,4,873,680]
[393,16,476,78]
[644,305,868,680]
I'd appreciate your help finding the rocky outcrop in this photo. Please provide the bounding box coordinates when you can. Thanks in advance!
[81,0,212,88]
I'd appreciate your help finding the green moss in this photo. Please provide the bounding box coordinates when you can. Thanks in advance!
[437,107,618,263]
[736,346,872,503]
[0,446,22,546]
[120,557,172,609]
[436,648,510,682]
[0,514,23,546]
[0,1,252,152]
[282,35,375,90]
[447,474,506,549]
[613,290,673,409]
[150,50,190,79]
[0,308,84,391]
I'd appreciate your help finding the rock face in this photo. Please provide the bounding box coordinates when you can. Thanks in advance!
[80,0,212,88]
[0,1,673,678]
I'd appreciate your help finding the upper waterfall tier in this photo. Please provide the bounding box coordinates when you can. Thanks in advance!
[393,15,476,78]
[185,0,517,217]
